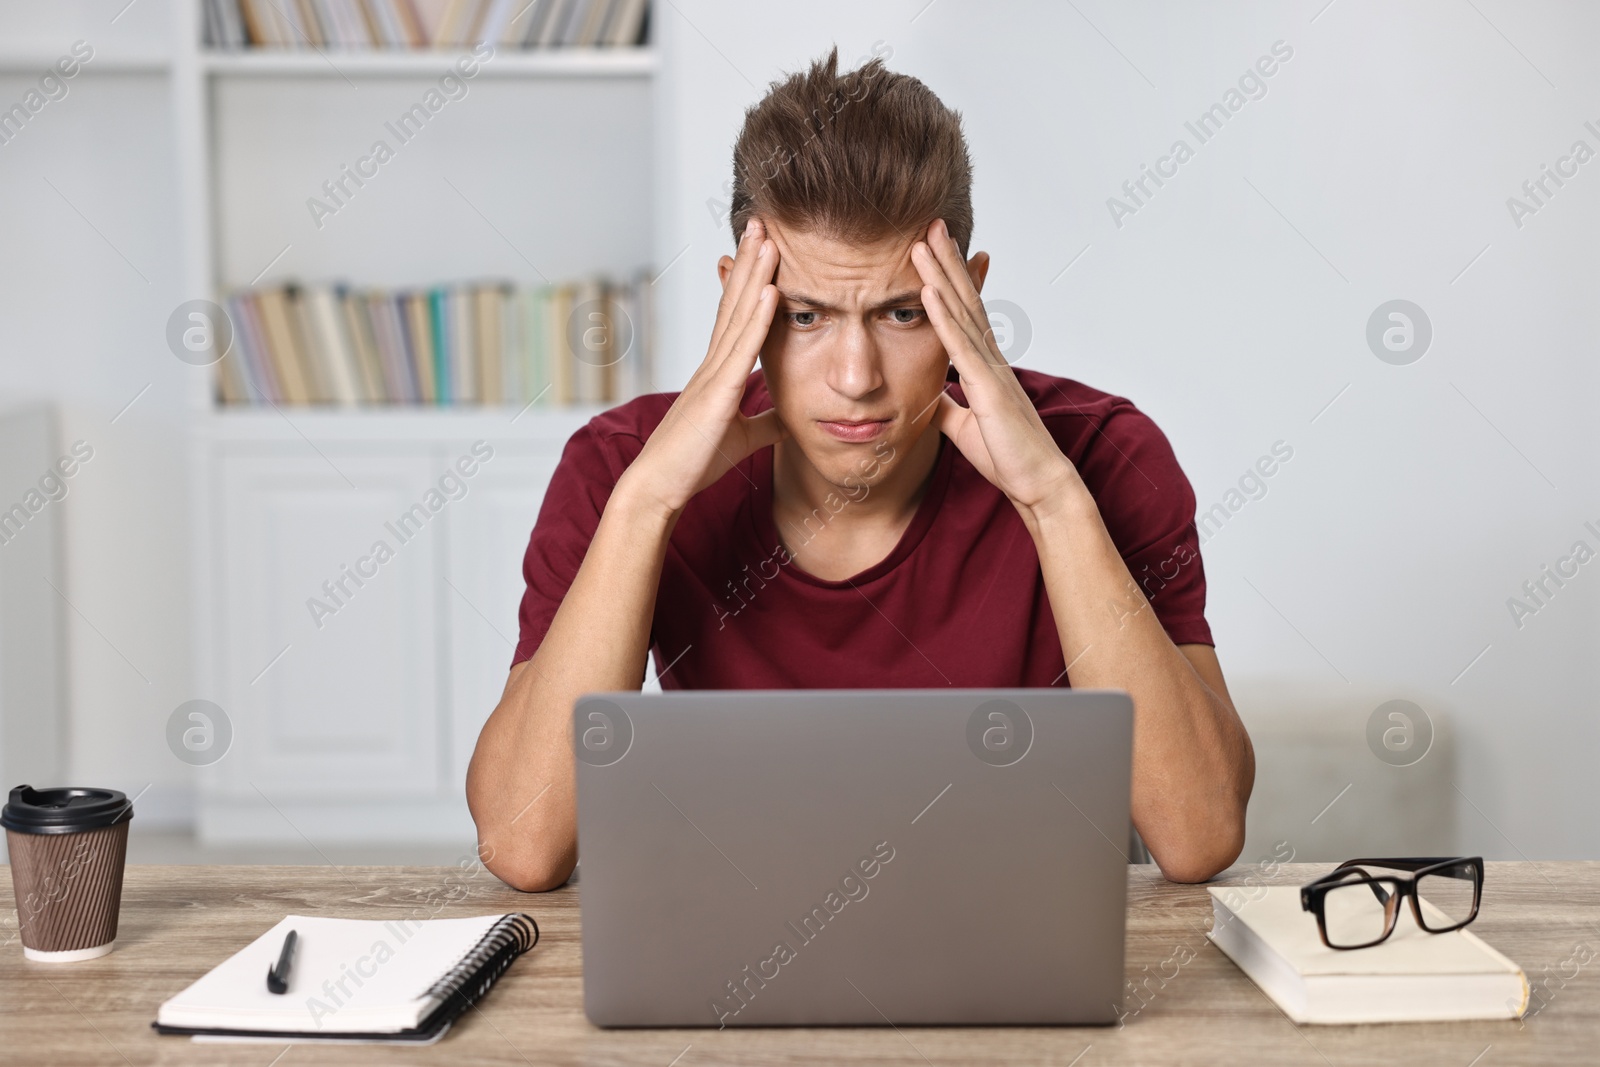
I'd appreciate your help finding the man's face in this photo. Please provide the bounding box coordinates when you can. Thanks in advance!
[718,217,986,491]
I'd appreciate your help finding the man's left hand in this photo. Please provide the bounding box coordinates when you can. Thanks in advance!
[912,218,1083,522]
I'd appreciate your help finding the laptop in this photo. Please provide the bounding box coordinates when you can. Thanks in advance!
[572,688,1134,1028]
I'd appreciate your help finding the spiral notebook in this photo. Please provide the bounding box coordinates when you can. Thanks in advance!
[153,913,538,1044]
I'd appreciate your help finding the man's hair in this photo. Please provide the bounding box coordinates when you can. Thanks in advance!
[729,46,974,259]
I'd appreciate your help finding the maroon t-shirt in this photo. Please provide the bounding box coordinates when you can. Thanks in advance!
[512,366,1212,687]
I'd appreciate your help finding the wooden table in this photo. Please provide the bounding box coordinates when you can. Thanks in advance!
[1,861,1596,1065]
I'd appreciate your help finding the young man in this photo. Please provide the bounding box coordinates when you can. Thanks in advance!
[468,48,1253,890]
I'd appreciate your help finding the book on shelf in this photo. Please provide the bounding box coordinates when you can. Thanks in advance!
[205,0,650,50]
[214,273,655,409]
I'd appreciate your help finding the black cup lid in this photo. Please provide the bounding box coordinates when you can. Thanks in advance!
[1,785,134,834]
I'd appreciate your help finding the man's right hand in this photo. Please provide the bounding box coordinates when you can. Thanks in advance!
[618,217,785,517]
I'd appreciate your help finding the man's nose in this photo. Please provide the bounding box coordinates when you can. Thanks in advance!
[825,320,884,401]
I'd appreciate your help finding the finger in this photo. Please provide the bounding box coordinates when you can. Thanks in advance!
[919,224,1004,369]
[932,390,971,439]
[711,237,778,372]
[706,219,765,361]
[922,286,992,392]
[707,218,768,357]
[737,407,789,455]
[922,283,1000,394]
[714,282,778,391]
[912,242,995,365]
[927,218,989,327]
[933,392,994,481]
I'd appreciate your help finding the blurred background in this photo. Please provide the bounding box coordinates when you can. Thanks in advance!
[0,0,1593,870]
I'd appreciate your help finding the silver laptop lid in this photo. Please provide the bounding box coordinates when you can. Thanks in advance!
[574,688,1133,1027]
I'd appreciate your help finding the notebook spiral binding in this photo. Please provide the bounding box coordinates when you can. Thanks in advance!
[424,913,540,1019]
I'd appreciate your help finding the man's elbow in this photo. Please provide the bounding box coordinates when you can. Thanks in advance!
[483,839,576,893]
[1151,810,1247,884]
[1154,837,1243,884]
[1157,735,1255,883]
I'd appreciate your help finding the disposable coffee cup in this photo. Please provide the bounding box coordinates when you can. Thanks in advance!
[2,785,132,962]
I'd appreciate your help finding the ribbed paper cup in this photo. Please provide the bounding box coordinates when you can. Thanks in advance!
[3,786,132,962]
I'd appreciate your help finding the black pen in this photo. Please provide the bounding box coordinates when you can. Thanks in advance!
[266,929,298,994]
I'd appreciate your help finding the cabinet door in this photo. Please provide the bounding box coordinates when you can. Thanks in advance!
[212,447,443,798]
[446,446,564,790]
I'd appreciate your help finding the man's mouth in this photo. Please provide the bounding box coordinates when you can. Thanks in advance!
[817,418,891,442]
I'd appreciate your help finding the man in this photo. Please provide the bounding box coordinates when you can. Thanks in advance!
[468,48,1253,890]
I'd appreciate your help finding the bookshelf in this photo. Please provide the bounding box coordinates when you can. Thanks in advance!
[0,51,172,74]
[175,0,658,842]
[197,48,657,76]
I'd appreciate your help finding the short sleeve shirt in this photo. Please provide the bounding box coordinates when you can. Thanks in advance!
[513,366,1212,687]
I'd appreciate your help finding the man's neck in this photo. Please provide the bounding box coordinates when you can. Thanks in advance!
[770,425,943,580]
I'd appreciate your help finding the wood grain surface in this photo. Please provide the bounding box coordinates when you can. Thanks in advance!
[1,861,1596,1065]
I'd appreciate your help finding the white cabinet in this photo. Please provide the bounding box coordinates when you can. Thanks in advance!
[194,410,592,842]
[215,447,443,797]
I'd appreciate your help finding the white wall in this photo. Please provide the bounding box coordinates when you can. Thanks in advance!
[0,0,197,824]
[651,0,1599,859]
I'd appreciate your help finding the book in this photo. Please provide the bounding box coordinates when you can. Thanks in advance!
[431,0,477,45]
[237,1,274,46]
[501,0,546,45]
[254,287,313,403]
[302,285,363,405]
[214,342,252,404]
[154,913,537,1043]
[410,0,454,42]
[403,290,437,403]
[366,291,415,402]
[1207,885,1529,1024]
[539,0,580,47]
[360,0,401,47]
[604,0,648,46]
[547,283,575,405]
[521,284,550,405]
[472,0,519,45]
[499,282,522,401]
[389,0,430,46]
[428,287,451,404]
[341,288,387,402]
[449,285,478,402]
[526,0,566,47]
[228,292,279,402]
[293,0,326,47]
[215,276,654,407]
[610,278,639,400]
[286,285,335,402]
[213,0,650,49]
[573,0,614,47]
[475,285,505,404]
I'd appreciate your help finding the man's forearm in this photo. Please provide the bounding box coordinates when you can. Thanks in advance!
[1024,485,1253,883]
[466,475,677,891]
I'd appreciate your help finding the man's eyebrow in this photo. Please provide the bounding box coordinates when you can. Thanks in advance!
[777,289,925,312]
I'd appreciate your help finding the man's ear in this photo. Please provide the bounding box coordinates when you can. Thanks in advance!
[965,250,991,294]
[717,254,735,292]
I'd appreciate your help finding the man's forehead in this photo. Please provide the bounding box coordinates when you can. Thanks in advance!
[763,217,922,305]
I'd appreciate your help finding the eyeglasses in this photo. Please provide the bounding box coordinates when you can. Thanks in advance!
[1300,856,1484,950]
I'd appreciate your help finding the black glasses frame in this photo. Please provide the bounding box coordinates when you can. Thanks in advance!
[1299,856,1484,950]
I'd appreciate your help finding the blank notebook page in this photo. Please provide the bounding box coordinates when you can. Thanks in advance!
[158,914,504,1033]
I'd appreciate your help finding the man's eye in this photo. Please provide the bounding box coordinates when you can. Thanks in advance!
[788,311,819,327]
[889,308,924,325]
